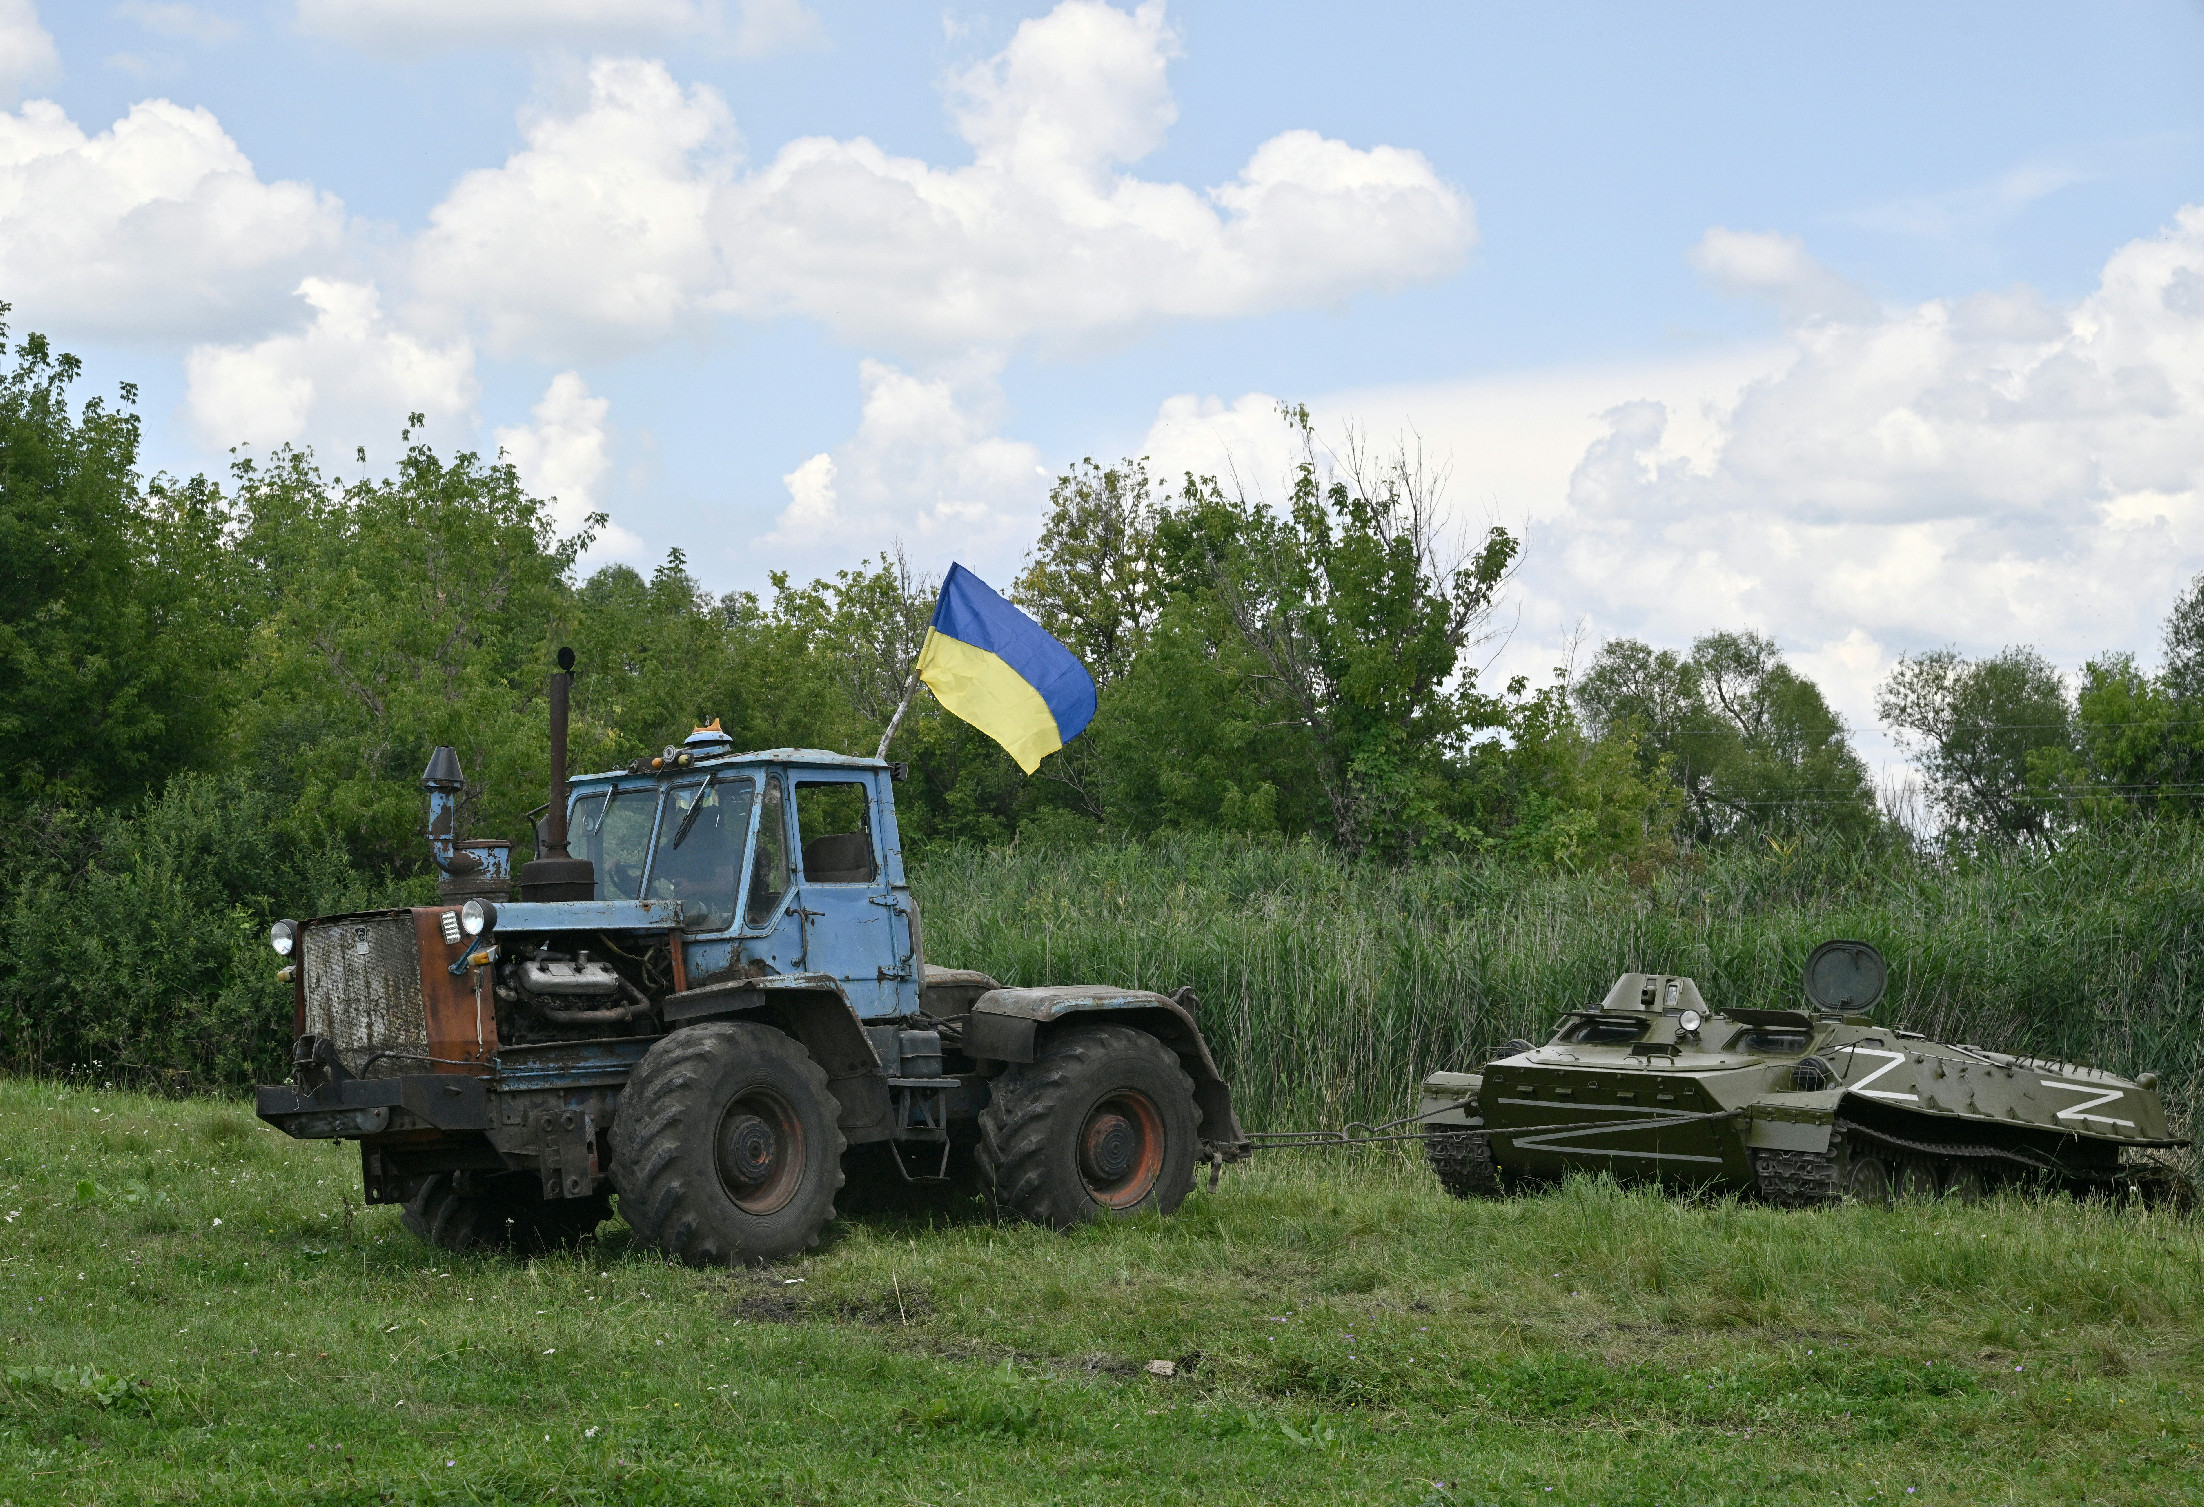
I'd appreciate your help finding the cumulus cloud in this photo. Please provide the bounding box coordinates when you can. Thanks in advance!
[1562,206,2204,732]
[0,96,344,338]
[1140,209,2204,756]
[295,0,820,57]
[413,60,733,358]
[413,1,1472,359]
[494,370,644,558]
[1690,227,1876,325]
[757,359,1047,577]
[183,277,476,454]
[0,0,58,108]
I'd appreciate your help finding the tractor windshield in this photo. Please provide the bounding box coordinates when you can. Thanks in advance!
[571,785,660,901]
[647,776,754,931]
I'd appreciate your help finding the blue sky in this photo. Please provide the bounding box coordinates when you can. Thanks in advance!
[8,0,2204,763]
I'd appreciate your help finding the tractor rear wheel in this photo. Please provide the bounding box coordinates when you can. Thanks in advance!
[402,1171,610,1255]
[978,1024,1198,1228]
[610,1022,845,1265]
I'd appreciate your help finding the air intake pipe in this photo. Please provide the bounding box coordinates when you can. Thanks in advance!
[421,746,511,900]
[517,647,597,902]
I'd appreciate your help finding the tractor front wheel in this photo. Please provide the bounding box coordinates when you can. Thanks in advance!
[610,1022,845,1265]
[978,1024,1198,1228]
[402,1171,610,1255]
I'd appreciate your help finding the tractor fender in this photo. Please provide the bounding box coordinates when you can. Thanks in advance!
[965,986,1248,1155]
[656,973,890,1140]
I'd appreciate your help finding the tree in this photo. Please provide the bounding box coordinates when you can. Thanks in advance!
[1575,631,1876,839]
[1166,408,1518,858]
[1013,458,1163,687]
[225,429,588,871]
[1877,647,2071,841]
[0,313,235,806]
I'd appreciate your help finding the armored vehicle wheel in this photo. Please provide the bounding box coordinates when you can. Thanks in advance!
[1424,1127,1500,1199]
[1842,1151,1894,1206]
[1894,1159,1940,1201]
[1943,1162,1989,1202]
[610,1022,845,1265]
[978,1024,1198,1229]
[402,1171,610,1255]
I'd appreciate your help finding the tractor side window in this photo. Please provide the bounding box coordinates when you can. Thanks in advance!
[746,776,790,928]
[648,777,753,932]
[581,787,659,901]
[794,781,876,884]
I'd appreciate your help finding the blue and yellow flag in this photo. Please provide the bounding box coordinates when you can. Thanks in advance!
[916,564,1096,774]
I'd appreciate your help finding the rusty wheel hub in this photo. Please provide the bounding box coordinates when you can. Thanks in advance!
[1075,1090,1165,1209]
[716,1091,804,1215]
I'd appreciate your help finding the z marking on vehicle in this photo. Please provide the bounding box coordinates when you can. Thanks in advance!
[2039,1079,2135,1128]
[1840,1046,1918,1102]
[1492,1099,1726,1165]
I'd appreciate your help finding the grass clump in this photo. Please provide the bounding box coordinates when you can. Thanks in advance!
[0,1080,2199,1503]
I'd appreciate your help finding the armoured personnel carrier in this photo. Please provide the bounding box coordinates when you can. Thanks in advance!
[1419,941,2187,1206]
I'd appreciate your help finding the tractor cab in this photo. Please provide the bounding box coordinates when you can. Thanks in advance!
[562,741,920,1020]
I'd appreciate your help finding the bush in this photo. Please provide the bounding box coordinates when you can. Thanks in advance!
[0,774,393,1087]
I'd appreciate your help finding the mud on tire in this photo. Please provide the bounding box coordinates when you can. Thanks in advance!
[978,1023,1198,1229]
[609,1021,845,1266]
[402,1171,610,1255]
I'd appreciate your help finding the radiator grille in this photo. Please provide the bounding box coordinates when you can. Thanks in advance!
[302,914,427,1077]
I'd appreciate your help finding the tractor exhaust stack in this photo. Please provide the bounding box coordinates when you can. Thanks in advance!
[518,646,596,902]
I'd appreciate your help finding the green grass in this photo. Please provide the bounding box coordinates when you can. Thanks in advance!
[3,1082,2201,1504]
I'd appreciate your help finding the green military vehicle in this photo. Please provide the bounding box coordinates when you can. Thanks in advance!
[1418,941,2188,1206]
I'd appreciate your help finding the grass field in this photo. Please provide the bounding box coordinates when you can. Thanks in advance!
[1,1081,2199,1505]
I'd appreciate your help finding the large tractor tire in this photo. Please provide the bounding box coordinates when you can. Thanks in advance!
[978,1023,1198,1229]
[610,1022,845,1265]
[402,1171,610,1255]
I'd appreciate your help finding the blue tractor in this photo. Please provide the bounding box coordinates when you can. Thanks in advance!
[256,654,1247,1262]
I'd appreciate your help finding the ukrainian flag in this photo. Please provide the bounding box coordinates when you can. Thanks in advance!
[916,564,1096,774]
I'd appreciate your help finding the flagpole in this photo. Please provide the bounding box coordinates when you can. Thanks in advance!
[876,668,923,762]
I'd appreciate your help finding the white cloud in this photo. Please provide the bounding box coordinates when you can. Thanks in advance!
[413,59,732,359]
[295,0,820,57]
[757,359,1047,580]
[183,277,476,455]
[1690,227,1876,325]
[0,96,344,338]
[1557,208,2204,747]
[412,1,1471,360]
[117,2,240,44]
[1142,208,2204,766]
[0,1,57,109]
[729,0,820,55]
[494,370,643,558]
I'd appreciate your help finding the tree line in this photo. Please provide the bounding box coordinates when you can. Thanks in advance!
[10,314,2204,1080]
[10,317,2204,877]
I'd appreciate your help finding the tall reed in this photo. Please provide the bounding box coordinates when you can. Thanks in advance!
[911,826,2204,1139]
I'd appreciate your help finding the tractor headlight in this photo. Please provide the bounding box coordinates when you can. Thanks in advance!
[460,898,498,937]
[270,919,297,957]
[1678,1008,1703,1034]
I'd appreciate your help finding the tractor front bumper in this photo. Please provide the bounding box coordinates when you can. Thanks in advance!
[256,1072,491,1140]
